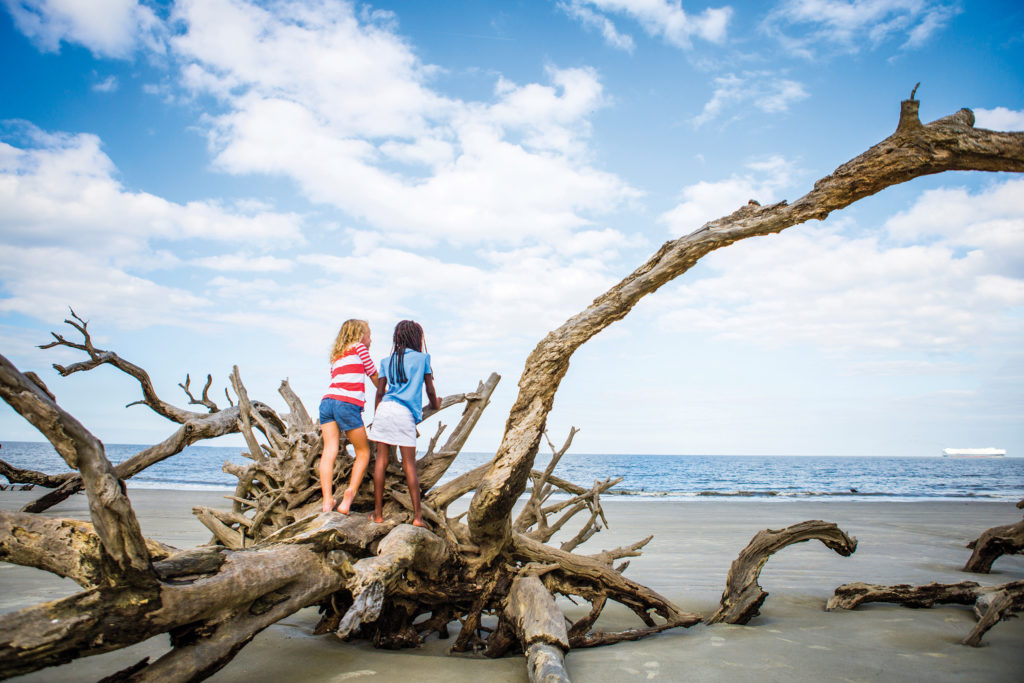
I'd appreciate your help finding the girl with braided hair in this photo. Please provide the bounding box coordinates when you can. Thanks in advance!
[366,320,441,525]
[318,319,378,515]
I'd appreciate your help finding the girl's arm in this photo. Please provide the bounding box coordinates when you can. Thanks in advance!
[374,375,387,409]
[367,371,379,407]
[424,373,441,410]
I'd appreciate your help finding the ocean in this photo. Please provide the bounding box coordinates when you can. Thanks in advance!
[1,441,1022,502]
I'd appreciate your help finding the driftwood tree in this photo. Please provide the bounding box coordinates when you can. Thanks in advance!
[2,93,1024,681]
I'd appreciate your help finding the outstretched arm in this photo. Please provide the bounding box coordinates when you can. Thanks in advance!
[424,373,441,411]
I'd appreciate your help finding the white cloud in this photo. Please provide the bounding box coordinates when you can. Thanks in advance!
[0,124,306,326]
[692,72,808,126]
[764,0,959,57]
[0,246,210,328]
[169,0,639,247]
[2,0,164,58]
[884,179,1024,275]
[192,254,294,273]
[557,1,636,52]
[660,155,796,232]
[0,1,649,388]
[974,107,1024,131]
[92,75,119,93]
[560,0,731,50]
[652,177,1024,357]
[0,125,304,249]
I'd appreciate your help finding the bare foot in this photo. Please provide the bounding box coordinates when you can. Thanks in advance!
[367,513,384,523]
[336,488,356,515]
[321,498,335,513]
[411,518,425,527]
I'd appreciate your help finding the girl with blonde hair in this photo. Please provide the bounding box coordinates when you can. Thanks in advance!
[319,319,378,514]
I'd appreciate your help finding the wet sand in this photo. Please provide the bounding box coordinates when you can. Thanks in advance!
[2,489,1023,682]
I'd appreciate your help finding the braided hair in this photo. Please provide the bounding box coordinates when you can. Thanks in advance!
[387,320,425,384]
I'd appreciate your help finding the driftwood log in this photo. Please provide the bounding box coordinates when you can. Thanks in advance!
[2,92,1024,681]
[708,521,858,624]
[827,580,1024,646]
[964,512,1024,573]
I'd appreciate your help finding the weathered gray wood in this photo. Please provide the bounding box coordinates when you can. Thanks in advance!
[964,518,1024,573]
[417,373,501,489]
[0,511,172,588]
[21,406,258,513]
[40,310,204,424]
[513,533,701,627]
[709,520,857,624]
[0,353,152,578]
[278,378,314,433]
[827,581,984,611]
[0,522,355,680]
[828,579,1024,646]
[336,524,447,637]
[505,576,571,683]
[526,644,571,683]
[0,460,72,488]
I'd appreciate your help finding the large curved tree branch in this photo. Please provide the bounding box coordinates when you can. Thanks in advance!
[467,96,1024,557]
[709,520,857,624]
[0,353,152,578]
[0,511,172,589]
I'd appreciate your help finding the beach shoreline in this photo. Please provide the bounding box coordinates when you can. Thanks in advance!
[2,489,1023,681]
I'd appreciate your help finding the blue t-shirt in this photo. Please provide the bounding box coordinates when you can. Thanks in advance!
[379,350,432,422]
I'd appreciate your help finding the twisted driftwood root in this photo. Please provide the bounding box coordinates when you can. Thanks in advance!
[964,516,1024,573]
[708,520,858,625]
[336,524,447,638]
[827,580,1024,647]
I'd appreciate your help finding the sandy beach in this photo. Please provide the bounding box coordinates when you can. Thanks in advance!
[2,488,1022,682]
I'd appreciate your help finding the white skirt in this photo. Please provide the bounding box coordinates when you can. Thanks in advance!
[367,400,417,447]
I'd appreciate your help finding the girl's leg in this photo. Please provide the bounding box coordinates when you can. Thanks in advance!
[399,446,423,527]
[337,426,370,514]
[319,421,340,512]
[371,442,388,523]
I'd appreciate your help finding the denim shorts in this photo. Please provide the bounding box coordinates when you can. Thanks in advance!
[318,398,365,432]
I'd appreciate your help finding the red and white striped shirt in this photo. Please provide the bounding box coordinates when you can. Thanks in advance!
[323,343,377,408]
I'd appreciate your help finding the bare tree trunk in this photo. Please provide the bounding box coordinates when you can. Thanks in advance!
[505,576,571,683]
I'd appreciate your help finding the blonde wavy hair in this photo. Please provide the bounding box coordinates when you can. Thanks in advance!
[330,319,369,361]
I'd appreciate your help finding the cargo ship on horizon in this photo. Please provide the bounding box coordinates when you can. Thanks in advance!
[941,447,1006,458]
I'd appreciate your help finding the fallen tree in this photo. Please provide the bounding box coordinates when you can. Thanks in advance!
[2,92,1024,681]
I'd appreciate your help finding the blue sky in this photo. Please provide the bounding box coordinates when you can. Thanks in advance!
[1,0,1022,457]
